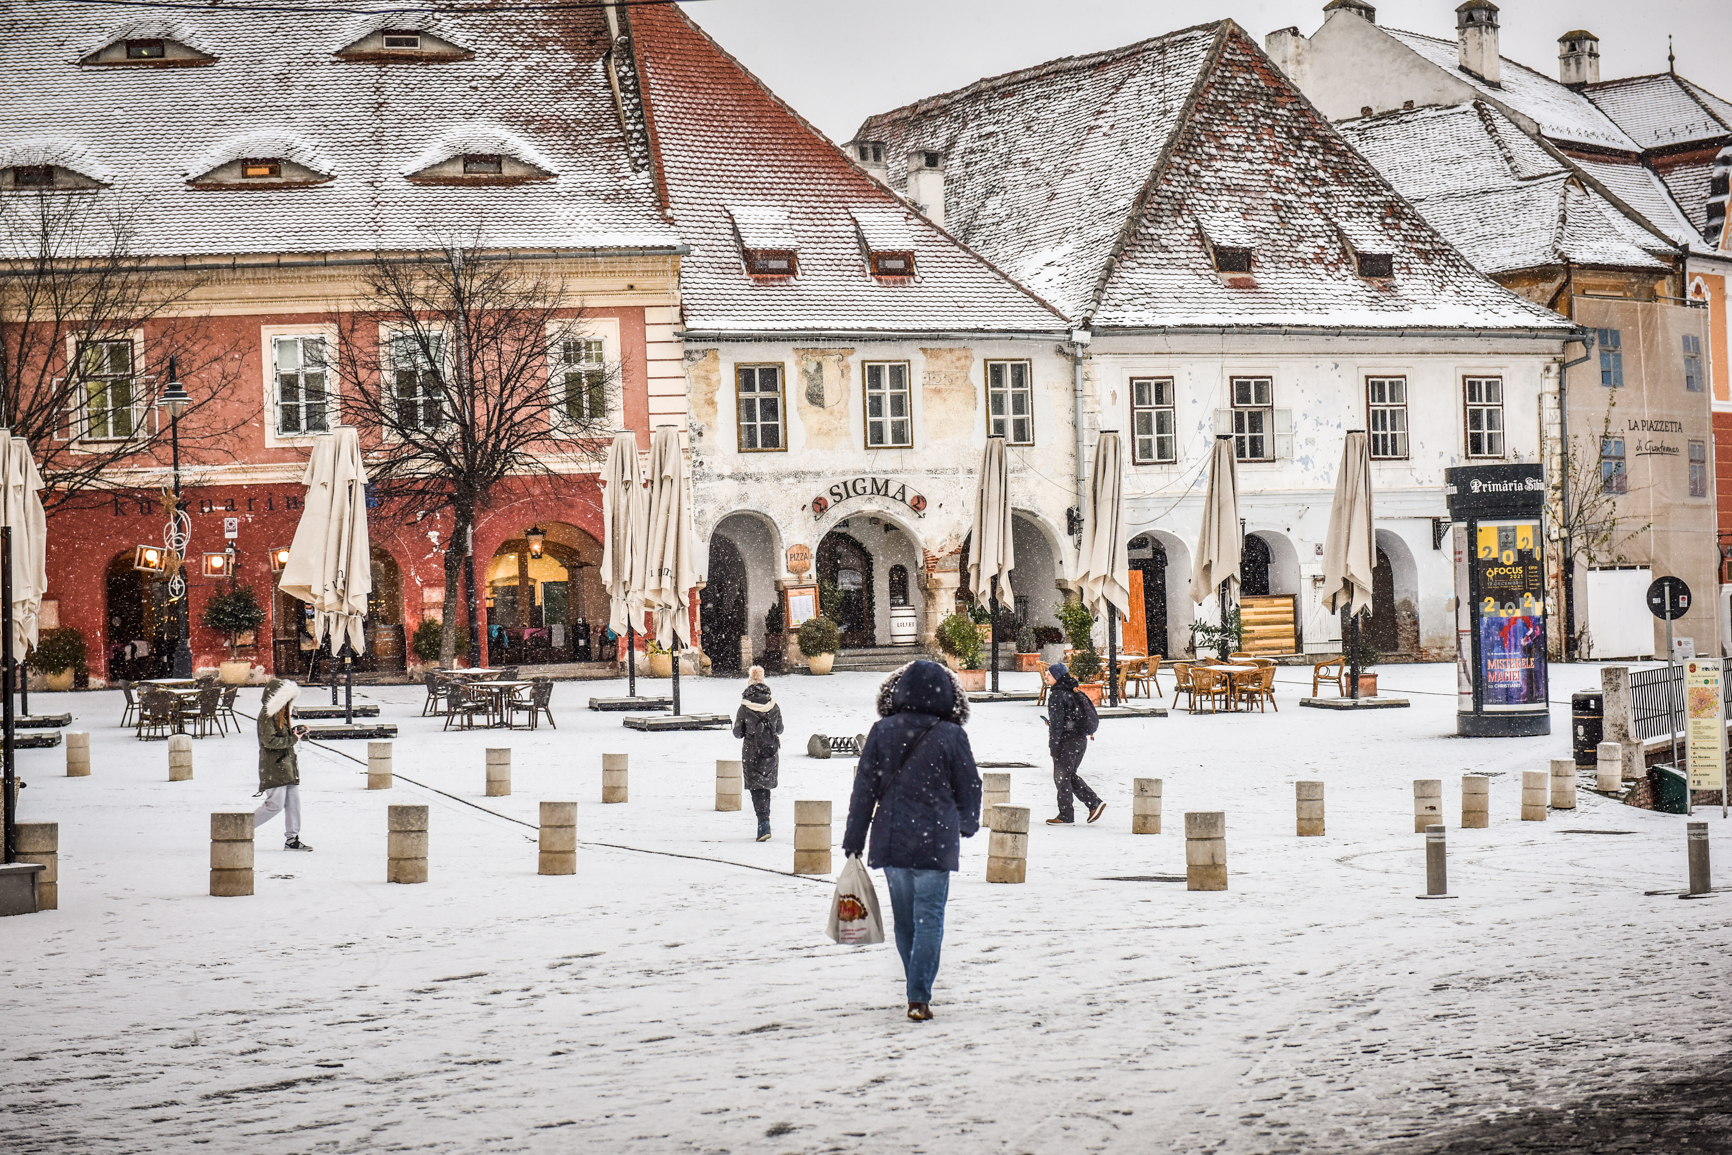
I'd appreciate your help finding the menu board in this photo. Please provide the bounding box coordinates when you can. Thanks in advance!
[1474,520,1547,710]
[1685,659,1726,790]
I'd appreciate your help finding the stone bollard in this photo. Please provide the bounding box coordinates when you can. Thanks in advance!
[388,805,429,884]
[986,804,1029,883]
[1461,775,1489,828]
[209,813,253,898]
[1185,812,1227,891]
[1132,778,1163,834]
[601,753,628,804]
[981,773,1011,829]
[16,822,58,910]
[167,733,193,781]
[1521,771,1548,821]
[793,800,832,874]
[1686,821,1712,897]
[1595,741,1623,793]
[1296,781,1324,837]
[716,760,743,812]
[1549,758,1577,810]
[486,748,511,798]
[1413,779,1443,832]
[367,741,393,790]
[65,732,90,777]
[1417,824,1456,899]
[539,802,578,876]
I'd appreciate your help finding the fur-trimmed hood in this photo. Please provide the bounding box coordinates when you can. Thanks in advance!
[876,660,970,725]
[261,678,300,718]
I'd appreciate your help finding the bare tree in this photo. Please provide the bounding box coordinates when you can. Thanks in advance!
[330,237,620,666]
[0,193,249,511]
[1556,395,1651,661]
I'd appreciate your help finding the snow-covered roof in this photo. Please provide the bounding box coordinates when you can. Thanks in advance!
[855,23,1568,334]
[75,17,216,62]
[401,123,557,179]
[1572,155,1701,248]
[186,132,332,181]
[0,138,110,184]
[628,5,1067,337]
[1584,74,1732,152]
[4,2,677,258]
[1384,28,1640,154]
[1340,102,1674,275]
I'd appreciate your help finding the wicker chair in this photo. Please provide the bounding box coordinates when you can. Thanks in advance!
[505,680,556,730]
[442,682,489,731]
[420,673,450,717]
[1236,664,1278,712]
[136,688,179,740]
[1188,666,1230,714]
[1312,656,1347,697]
[1170,662,1194,711]
[118,680,139,728]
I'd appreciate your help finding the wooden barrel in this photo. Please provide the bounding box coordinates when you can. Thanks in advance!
[369,624,406,671]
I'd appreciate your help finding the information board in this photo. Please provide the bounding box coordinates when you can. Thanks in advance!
[1685,659,1726,790]
[1473,519,1547,710]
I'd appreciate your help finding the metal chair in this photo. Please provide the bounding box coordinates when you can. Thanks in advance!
[420,673,449,717]
[118,680,139,728]
[136,688,179,741]
[498,666,520,681]
[190,685,225,738]
[442,682,489,731]
[506,680,556,730]
[1312,656,1347,697]
[219,686,242,732]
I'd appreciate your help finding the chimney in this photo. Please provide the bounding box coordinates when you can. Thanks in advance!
[907,149,945,229]
[848,139,889,184]
[1265,27,1307,83]
[1322,0,1376,23]
[1557,30,1600,88]
[1456,0,1501,86]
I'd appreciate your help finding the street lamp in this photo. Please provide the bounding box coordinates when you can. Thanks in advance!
[156,358,193,677]
[525,525,546,559]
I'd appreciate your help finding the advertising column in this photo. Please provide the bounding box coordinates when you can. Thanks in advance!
[1445,464,1550,737]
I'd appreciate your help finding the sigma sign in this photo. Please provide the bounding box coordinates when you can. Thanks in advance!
[811,477,928,520]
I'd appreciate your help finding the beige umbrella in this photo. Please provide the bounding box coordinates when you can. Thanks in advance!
[0,431,47,658]
[641,427,699,712]
[599,432,646,640]
[1077,431,1130,704]
[1193,435,1241,607]
[280,426,371,656]
[1322,431,1376,619]
[968,436,1015,691]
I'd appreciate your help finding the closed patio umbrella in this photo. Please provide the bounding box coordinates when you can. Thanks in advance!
[599,432,647,697]
[0,430,45,864]
[1322,430,1376,697]
[1076,430,1130,706]
[967,436,1015,693]
[279,426,371,722]
[641,426,699,714]
[1193,434,1241,658]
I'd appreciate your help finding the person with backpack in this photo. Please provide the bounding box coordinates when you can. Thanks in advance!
[255,678,312,851]
[732,666,783,842]
[842,659,981,1023]
[1043,663,1104,826]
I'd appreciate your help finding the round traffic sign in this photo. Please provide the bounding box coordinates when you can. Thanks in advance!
[1647,576,1692,621]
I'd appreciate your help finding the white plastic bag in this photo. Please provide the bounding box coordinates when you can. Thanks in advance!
[825,856,885,945]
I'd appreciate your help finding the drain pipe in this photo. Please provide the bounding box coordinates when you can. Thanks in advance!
[1069,327,1092,541]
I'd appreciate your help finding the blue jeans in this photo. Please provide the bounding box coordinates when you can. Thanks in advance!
[882,866,950,1004]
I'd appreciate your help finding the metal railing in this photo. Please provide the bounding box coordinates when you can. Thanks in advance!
[1629,658,1732,741]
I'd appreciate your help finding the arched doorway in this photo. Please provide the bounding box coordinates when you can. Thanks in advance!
[363,547,406,672]
[486,523,605,665]
[817,529,875,647]
[701,535,748,672]
[105,551,174,681]
[1242,534,1272,596]
[1369,547,1399,653]
[1127,534,1168,656]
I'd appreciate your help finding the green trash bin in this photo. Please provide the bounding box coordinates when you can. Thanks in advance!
[1650,764,1690,814]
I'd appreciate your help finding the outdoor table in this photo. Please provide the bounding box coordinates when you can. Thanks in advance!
[138,678,198,689]
[1196,663,1258,711]
[465,680,531,727]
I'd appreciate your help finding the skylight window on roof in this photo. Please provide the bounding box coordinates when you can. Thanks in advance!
[870,251,916,277]
[382,32,421,49]
[1357,253,1394,278]
[1214,247,1253,274]
[335,23,472,62]
[404,129,554,185]
[3,163,104,192]
[14,166,55,189]
[241,159,281,179]
[125,39,165,59]
[744,250,798,277]
[80,30,215,67]
[463,154,503,176]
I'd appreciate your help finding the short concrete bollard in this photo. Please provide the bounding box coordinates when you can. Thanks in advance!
[65,732,90,777]
[486,748,511,797]
[209,813,253,898]
[716,760,743,812]
[539,802,577,876]
[601,753,628,804]
[1185,812,1227,891]
[1596,741,1623,793]
[1521,770,1548,821]
[1686,821,1712,897]
[1132,778,1163,834]
[1413,779,1442,832]
[986,804,1029,883]
[1417,824,1456,899]
[1296,781,1324,837]
[793,800,832,874]
[1461,775,1489,829]
[388,805,429,884]
[167,733,193,781]
[16,822,58,910]
[1549,758,1577,810]
[981,773,1011,828]
[367,741,393,790]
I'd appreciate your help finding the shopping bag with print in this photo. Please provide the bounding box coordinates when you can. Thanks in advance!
[825,855,885,945]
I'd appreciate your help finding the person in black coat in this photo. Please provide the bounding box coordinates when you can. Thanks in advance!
[842,659,981,1022]
[732,666,783,842]
[1044,663,1104,826]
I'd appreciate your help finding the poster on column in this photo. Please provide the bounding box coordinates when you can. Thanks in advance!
[1685,659,1726,790]
[1474,519,1547,710]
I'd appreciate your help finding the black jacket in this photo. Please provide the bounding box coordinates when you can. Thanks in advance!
[732,682,783,790]
[842,660,981,872]
[1045,673,1098,751]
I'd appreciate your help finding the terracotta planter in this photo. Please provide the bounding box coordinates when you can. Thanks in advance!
[43,668,75,692]
[1355,673,1378,698]
[807,652,835,676]
[646,651,673,678]
[219,659,252,685]
[1077,682,1105,706]
[956,668,988,692]
[976,623,994,646]
[1014,652,1042,672]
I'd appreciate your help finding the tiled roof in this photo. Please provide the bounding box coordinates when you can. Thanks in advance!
[627,5,1066,337]
[1584,74,1732,151]
[858,23,1567,333]
[1572,155,1702,247]
[1384,28,1640,154]
[1653,160,1718,246]
[1,2,677,257]
[1340,102,1673,275]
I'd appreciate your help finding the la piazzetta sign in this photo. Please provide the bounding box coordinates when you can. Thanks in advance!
[810,477,928,520]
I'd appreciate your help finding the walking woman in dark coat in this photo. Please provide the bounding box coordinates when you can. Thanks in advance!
[732,666,783,841]
[842,659,981,1022]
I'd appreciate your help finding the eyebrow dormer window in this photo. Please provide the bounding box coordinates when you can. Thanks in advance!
[1357,253,1394,279]
[744,250,797,276]
[241,159,281,179]
[1214,247,1253,274]
[14,166,55,188]
[381,32,421,49]
[870,251,915,277]
[462,154,503,175]
[125,39,165,59]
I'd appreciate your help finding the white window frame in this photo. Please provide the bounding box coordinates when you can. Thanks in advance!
[61,329,148,449]
[986,360,1033,445]
[1464,375,1505,459]
[544,317,618,439]
[1689,439,1709,498]
[863,361,912,448]
[1130,377,1176,464]
[1366,376,1408,460]
[386,329,446,434]
[76,336,141,442]
[736,363,786,452]
[262,324,340,448]
[1230,376,1274,462]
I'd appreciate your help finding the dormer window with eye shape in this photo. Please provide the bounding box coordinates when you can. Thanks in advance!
[728,205,800,279]
[1,144,110,192]
[187,134,332,189]
[1197,214,1257,279]
[79,23,216,66]
[462,154,503,176]
[125,39,165,59]
[241,159,281,179]
[334,18,472,61]
[851,207,919,280]
[403,128,555,186]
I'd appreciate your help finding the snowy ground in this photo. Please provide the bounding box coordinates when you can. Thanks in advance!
[3,662,1729,1154]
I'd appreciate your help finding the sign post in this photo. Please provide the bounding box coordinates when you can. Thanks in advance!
[1647,576,1691,791]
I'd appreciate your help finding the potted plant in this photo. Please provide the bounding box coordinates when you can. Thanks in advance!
[645,639,673,678]
[412,618,443,670]
[798,615,840,675]
[1035,625,1066,666]
[1345,617,1380,698]
[202,584,268,684]
[29,626,86,692]
[936,611,985,689]
[968,601,993,648]
[1055,599,1105,702]
[1014,625,1041,672]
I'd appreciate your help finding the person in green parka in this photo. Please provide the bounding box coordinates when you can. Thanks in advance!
[255,678,312,851]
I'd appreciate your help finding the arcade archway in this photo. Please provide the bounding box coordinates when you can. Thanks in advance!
[105,550,173,681]
[486,522,605,664]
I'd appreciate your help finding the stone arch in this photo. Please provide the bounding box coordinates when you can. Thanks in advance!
[485,521,605,663]
[104,547,173,681]
[709,510,786,661]
[1373,527,1420,656]
[1247,530,1302,597]
[1008,509,1066,642]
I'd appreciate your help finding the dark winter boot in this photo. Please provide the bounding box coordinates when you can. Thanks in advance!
[285,838,314,851]
[756,821,771,842]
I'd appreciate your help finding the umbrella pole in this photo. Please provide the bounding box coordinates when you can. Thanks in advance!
[329,642,339,706]
[627,625,636,698]
[17,658,26,719]
[1349,612,1361,700]
[671,640,681,716]
[2,526,14,865]
[989,578,1000,695]
[344,642,354,726]
[1108,602,1119,709]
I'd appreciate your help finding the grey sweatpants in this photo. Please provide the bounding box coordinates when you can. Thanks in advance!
[254,785,301,840]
